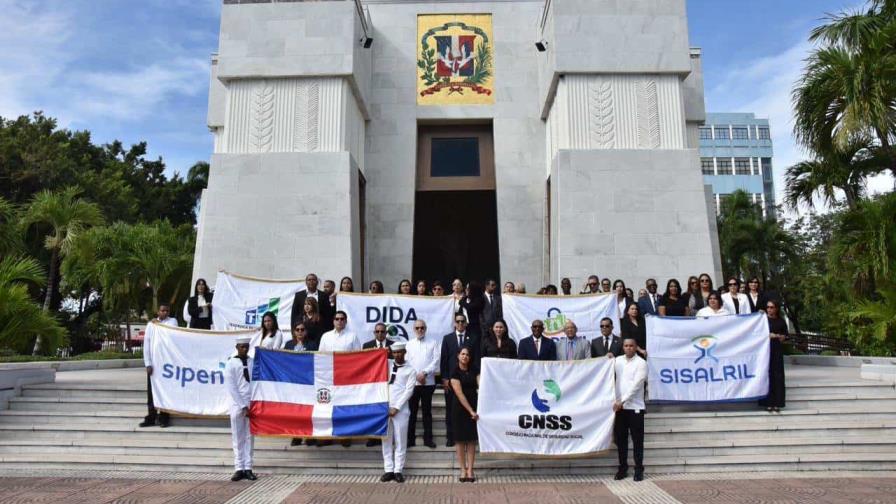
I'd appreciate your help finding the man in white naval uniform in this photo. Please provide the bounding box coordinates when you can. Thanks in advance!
[226,336,257,481]
[380,341,416,483]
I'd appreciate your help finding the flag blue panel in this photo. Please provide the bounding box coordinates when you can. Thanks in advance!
[332,402,389,436]
[252,348,315,385]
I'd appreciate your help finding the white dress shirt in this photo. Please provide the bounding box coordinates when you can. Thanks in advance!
[614,353,647,411]
[405,335,440,386]
[696,306,730,317]
[319,328,361,352]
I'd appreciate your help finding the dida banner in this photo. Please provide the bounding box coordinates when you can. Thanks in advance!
[336,292,455,342]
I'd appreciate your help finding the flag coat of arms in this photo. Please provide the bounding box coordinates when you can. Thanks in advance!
[250,348,389,438]
[417,14,495,105]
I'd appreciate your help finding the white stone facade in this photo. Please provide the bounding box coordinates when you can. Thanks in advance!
[193,0,722,290]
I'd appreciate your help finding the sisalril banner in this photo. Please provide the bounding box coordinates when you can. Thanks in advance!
[646,312,770,402]
[336,293,456,341]
[212,271,305,331]
[501,293,618,342]
[147,322,258,416]
[477,357,616,456]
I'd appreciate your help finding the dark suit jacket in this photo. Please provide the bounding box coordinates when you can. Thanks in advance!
[290,291,334,332]
[187,293,214,329]
[591,334,623,357]
[362,338,393,358]
[440,332,479,380]
[517,335,557,361]
[479,292,503,334]
[637,293,662,316]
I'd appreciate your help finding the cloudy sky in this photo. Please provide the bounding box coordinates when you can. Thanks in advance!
[0,0,890,209]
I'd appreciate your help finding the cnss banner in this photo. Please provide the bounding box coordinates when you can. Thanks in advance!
[147,322,258,416]
[502,293,618,341]
[337,293,455,341]
[212,271,305,330]
[478,357,615,456]
[646,312,770,402]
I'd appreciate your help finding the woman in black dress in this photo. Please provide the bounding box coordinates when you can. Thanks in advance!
[301,297,324,345]
[187,278,214,329]
[480,319,518,359]
[450,347,479,482]
[620,303,647,358]
[746,276,767,313]
[760,299,787,412]
[658,278,690,316]
[460,282,486,339]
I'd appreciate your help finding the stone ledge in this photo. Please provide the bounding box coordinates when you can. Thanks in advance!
[0,359,143,372]
[788,355,896,368]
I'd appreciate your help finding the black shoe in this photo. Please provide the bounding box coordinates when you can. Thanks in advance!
[306,439,317,446]
[138,419,155,428]
[424,441,436,449]
[633,471,644,482]
[231,470,245,481]
[407,440,417,447]
[446,441,455,448]
[380,472,395,482]
[341,440,352,448]
[159,421,170,428]
[614,468,628,480]
[291,438,303,446]
[394,473,405,483]
[244,470,257,481]
[366,439,381,447]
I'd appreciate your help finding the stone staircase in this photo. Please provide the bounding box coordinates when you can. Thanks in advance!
[0,365,894,475]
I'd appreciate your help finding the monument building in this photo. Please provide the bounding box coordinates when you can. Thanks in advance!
[192,0,723,289]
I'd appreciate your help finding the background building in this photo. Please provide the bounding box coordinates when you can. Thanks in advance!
[699,112,776,218]
[192,0,723,290]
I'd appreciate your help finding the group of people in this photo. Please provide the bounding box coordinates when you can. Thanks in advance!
[144,271,789,484]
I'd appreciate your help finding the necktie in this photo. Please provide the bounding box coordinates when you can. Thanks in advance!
[458,333,465,347]
[238,356,250,383]
[651,294,656,310]
[389,363,402,384]
[567,339,572,359]
[605,336,610,352]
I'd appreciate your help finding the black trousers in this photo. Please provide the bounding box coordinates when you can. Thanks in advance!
[614,410,644,470]
[145,373,169,423]
[407,385,435,444]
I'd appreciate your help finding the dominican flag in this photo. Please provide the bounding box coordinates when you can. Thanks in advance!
[249,348,389,438]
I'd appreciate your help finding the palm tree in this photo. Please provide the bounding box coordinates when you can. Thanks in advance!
[793,1,896,173]
[783,139,882,210]
[850,284,896,350]
[717,190,793,282]
[22,188,103,354]
[0,256,66,351]
[0,197,22,256]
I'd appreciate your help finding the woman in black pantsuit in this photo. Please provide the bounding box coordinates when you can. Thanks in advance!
[187,278,213,329]
[450,346,479,482]
[760,299,787,412]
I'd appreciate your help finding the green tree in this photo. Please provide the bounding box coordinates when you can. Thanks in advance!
[22,188,103,354]
[793,0,896,173]
[0,256,65,352]
[784,139,882,210]
[0,197,22,256]
[716,190,793,283]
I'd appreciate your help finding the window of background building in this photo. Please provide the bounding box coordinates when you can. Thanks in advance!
[699,127,713,140]
[734,158,751,175]
[761,158,773,180]
[701,158,715,175]
[732,126,749,140]
[717,193,732,214]
[716,157,732,174]
[714,126,730,140]
[757,126,771,140]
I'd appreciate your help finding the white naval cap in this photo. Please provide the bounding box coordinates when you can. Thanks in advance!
[235,336,252,345]
[391,341,407,351]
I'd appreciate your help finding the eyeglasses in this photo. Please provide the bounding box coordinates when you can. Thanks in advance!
[599,324,612,328]
[455,320,467,324]
[414,327,425,331]
[700,279,710,283]
[294,327,306,331]
[531,325,544,329]
[374,329,385,333]
[334,317,346,321]
[728,283,737,287]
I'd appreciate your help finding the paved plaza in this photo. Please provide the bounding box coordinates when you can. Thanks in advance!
[0,471,893,503]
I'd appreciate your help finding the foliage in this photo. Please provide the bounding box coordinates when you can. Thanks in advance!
[784,138,882,210]
[0,256,66,354]
[0,351,141,363]
[717,190,793,283]
[417,42,439,86]
[0,197,22,256]
[464,41,492,85]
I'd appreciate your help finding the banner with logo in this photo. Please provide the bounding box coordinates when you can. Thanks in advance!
[501,293,618,342]
[337,293,456,341]
[646,312,770,402]
[212,271,305,330]
[147,322,258,416]
[477,357,616,456]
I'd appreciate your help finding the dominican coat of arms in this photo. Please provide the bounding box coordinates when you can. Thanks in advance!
[417,14,494,105]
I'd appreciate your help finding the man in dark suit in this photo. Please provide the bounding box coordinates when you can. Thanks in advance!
[290,273,335,332]
[517,320,557,361]
[637,278,662,316]
[591,317,623,358]
[479,278,503,334]
[363,322,392,446]
[439,314,477,447]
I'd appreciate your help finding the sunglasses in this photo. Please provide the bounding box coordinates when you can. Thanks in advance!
[294,327,306,331]
[531,325,544,329]
[700,279,710,283]
[599,324,612,328]
[374,329,385,333]
[414,327,425,331]
[334,317,346,321]
[455,320,467,324]
[728,283,738,287]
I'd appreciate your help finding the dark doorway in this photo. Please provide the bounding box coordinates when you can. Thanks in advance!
[412,190,500,286]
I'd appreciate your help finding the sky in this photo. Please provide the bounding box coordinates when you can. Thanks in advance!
[0,0,890,210]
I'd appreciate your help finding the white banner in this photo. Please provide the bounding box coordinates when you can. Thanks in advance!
[646,312,770,402]
[337,293,456,341]
[147,322,258,416]
[212,271,305,330]
[502,293,618,342]
[478,357,616,456]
